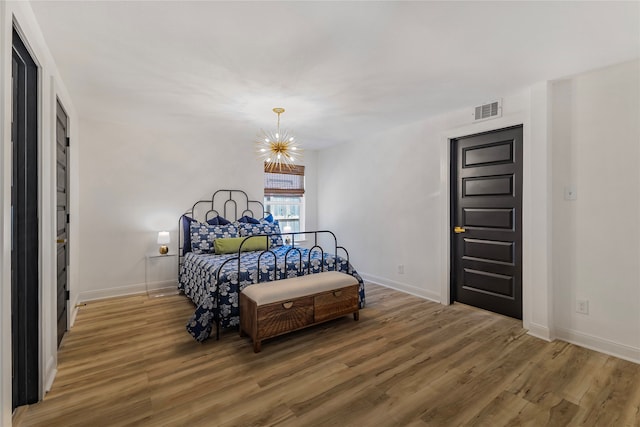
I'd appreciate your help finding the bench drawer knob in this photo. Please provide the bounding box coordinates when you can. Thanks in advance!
[282,301,294,309]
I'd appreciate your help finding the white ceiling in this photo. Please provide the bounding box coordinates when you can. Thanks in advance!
[29,1,640,149]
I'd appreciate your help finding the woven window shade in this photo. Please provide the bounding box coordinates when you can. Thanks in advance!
[264,164,305,196]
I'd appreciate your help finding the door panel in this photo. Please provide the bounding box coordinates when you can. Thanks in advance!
[463,175,513,196]
[463,269,514,297]
[463,238,514,264]
[463,140,514,166]
[452,126,523,319]
[462,208,514,229]
[56,100,69,347]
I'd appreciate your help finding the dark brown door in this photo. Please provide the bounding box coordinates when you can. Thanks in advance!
[451,126,523,319]
[56,101,69,346]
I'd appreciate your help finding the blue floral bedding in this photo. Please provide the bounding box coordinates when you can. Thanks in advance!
[179,245,366,342]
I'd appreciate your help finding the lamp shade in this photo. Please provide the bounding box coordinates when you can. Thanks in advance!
[283,226,292,234]
[157,231,170,245]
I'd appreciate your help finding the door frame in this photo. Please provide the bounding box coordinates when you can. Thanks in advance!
[438,91,554,341]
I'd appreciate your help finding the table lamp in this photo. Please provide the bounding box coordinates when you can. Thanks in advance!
[157,231,170,254]
[283,225,292,245]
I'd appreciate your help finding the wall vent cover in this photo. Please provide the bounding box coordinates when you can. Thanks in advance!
[473,99,502,121]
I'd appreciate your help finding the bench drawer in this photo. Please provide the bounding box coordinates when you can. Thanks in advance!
[257,296,314,339]
[314,285,359,323]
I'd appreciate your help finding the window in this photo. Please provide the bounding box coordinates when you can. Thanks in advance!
[264,164,305,234]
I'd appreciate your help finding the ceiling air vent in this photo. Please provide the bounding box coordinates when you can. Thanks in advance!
[473,99,502,122]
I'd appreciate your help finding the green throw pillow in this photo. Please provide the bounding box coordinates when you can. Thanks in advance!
[214,236,270,255]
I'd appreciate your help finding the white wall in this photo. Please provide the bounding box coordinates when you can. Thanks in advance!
[317,118,445,301]
[77,118,260,299]
[316,89,542,311]
[76,117,320,300]
[0,1,79,424]
[551,60,640,361]
[302,150,318,233]
[317,59,640,363]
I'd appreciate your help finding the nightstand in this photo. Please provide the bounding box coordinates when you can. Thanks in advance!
[145,253,178,297]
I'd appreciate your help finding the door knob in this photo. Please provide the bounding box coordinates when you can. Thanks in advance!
[454,226,466,234]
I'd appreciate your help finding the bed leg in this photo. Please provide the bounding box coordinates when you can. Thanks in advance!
[216,322,220,340]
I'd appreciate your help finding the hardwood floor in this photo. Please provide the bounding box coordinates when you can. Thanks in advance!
[14,284,640,426]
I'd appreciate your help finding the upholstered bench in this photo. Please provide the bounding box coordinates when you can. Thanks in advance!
[239,271,360,353]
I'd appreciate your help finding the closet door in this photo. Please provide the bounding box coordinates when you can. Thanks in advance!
[12,28,40,409]
[56,100,70,347]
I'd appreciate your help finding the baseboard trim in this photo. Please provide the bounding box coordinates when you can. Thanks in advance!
[526,322,553,342]
[147,280,178,292]
[79,280,178,302]
[69,294,80,327]
[44,356,56,393]
[360,273,441,303]
[555,327,640,364]
[79,283,146,302]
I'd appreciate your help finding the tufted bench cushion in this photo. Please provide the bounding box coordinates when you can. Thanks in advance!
[240,271,358,305]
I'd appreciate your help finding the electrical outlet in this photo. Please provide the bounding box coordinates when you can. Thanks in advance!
[576,299,589,315]
[398,265,405,275]
[564,185,577,201]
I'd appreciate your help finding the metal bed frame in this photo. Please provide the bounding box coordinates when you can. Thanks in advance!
[178,189,265,270]
[178,189,351,340]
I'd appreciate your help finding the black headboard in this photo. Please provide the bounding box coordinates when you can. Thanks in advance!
[178,189,265,262]
[192,189,264,223]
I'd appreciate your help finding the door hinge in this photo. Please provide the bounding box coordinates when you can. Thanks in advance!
[66,137,70,147]
[67,213,70,224]
[65,290,70,301]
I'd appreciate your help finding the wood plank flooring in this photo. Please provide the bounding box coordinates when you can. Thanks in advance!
[14,284,640,426]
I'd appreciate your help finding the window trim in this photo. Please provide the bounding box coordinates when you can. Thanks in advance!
[264,163,306,240]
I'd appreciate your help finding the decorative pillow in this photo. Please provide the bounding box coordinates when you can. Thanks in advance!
[236,222,284,247]
[204,215,231,225]
[263,213,274,223]
[190,222,238,254]
[237,215,260,224]
[213,215,231,225]
[259,218,279,227]
[214,236,270,255]
[181,215,221,255]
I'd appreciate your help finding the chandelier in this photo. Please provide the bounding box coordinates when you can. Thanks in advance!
[256,108,302,171]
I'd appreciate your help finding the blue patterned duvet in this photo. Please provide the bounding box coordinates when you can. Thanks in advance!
[179,245,365,342]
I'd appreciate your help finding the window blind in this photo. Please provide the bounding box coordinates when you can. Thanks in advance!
[264,164,305,196]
